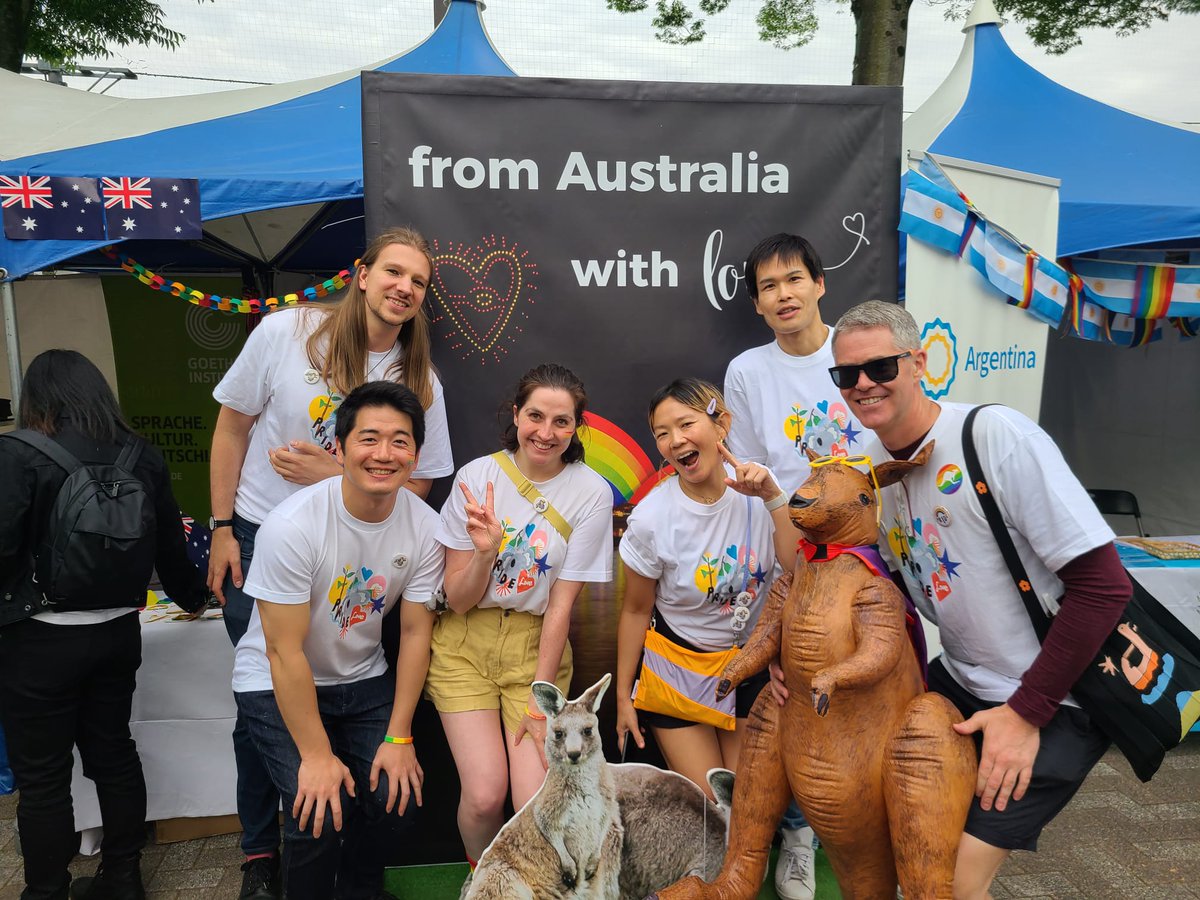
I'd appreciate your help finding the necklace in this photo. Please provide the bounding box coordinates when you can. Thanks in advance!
[680,481,723,505]
[365,348,393,381]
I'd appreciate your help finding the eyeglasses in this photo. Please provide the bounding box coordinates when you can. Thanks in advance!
[827,352,912,389]
[808,454,883,527]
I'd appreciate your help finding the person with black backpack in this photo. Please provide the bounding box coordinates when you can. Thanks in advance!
[0,349,207,900]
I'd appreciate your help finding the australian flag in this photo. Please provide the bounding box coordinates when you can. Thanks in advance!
[101,177,202,240]
[180,514,212,570]
[1,175,107,240]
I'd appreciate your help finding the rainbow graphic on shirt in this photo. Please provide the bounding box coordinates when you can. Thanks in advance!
[579,411,660,505]
[935,464,963,495]
[327,564,387,638]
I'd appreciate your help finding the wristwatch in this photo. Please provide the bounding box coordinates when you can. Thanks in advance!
[209,517,235,530]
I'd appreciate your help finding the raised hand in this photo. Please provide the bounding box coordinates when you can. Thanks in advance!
[719,443,785,504]
[460,481,503,555]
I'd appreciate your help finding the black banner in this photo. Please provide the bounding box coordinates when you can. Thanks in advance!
[363,73,900,504]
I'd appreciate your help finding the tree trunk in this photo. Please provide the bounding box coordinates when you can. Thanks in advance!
[850,0,914,86]
[0,0,35,73]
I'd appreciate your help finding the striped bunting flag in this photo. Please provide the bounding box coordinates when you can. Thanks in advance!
[1069,258,1200,319]
[1108,313,1163,347]
[1073,299,1109,342]
[899,171,968,254]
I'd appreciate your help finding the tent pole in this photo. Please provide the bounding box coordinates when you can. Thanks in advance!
[0,274,21,414]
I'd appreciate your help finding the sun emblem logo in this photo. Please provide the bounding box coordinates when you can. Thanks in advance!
[920,318,958,401]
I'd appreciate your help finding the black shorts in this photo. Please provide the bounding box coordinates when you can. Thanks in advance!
[929,657,1110,851]
[637,611,768,730]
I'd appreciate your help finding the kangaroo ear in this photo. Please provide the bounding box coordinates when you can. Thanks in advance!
[805,447,820,462]
[873,440,936,489]
[706,768,735,809]
[531,681,565,718]
[582,673,612,713]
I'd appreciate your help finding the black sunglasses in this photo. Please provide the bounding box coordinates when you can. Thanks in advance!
[828,352,912,389]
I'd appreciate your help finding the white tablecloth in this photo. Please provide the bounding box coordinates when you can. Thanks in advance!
[70,604,237,852]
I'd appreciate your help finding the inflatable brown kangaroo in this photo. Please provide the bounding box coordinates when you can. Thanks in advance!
[652,445,977,900]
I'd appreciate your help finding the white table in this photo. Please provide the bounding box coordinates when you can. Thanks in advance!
[70,604,237,852]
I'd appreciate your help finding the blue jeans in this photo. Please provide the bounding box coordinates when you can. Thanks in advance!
[780,799,808,832]
[221,514,281,857]
[236,674,411,900]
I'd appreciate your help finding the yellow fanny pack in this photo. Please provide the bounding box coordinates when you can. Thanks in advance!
[633,627,739,731]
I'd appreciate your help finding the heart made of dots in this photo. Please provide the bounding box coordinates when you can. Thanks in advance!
[430,248,524,354]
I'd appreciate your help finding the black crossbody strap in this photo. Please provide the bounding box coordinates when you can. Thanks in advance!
[5,429,84,474]
[114,434,145,471]
[961,405,1052,641]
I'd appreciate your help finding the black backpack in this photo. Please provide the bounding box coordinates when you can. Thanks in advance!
[9,430,157,611]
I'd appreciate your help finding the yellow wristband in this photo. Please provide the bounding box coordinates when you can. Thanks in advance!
[524,705,547,721]
[383,735,414,745]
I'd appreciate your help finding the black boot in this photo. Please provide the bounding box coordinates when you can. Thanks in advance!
[69,854,146,900]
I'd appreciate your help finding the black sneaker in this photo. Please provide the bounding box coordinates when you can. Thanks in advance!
[69,861,146,900]
[239,855,281,900]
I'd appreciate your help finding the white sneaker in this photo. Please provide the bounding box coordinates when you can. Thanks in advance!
[775,825,816,900]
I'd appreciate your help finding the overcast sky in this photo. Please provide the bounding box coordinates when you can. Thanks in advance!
[38,0,1200,125]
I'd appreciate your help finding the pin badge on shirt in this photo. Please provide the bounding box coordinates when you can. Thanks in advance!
[533,497,549,514]
[392,554,408,569]
[934,507,952,528]
[304,368,320,385]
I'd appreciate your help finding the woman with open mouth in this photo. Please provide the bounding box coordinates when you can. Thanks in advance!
[615,377,799,797]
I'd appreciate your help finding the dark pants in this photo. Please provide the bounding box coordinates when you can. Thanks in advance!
[0,614,146,900]
[235,674,413,900]
[221,514,282,858]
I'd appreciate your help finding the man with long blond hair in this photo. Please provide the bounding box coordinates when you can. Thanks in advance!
[207,226,453,899]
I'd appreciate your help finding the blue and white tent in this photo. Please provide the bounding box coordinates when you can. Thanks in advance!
[0,0,515,283]
[904,0,1200,258]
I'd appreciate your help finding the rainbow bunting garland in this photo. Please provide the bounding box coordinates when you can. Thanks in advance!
[901,158,1200,346]
[100,246,354,314]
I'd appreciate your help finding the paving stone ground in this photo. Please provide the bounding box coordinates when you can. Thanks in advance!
[2,741,1198,899]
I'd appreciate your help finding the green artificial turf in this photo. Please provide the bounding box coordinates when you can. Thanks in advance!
[384,847,843,898]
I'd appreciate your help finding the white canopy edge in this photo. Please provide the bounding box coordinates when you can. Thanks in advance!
[0,47,410,161]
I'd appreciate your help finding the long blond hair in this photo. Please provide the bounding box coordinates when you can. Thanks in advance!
[305,225,435,408]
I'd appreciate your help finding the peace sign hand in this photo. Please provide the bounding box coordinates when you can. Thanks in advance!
[460,481,503,555]
[719,444,785,505]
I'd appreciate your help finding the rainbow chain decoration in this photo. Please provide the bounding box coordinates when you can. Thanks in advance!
[100,246,355,314]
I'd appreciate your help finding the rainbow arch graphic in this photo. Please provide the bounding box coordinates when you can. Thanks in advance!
[580,411,663,505]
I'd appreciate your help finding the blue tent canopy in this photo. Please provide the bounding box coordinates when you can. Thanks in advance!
[923,22,1200,258]
[0,0,515,282]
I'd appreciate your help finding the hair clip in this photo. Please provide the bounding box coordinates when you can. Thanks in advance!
[705,397,718,416]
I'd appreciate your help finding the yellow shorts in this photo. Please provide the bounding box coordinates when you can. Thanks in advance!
[424,605,573,734]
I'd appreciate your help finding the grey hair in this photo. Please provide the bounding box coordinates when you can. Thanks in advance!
[832,300,922,351]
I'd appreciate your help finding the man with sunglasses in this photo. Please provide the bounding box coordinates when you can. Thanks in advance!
[825,300,1130,899]
[724,232,858,900]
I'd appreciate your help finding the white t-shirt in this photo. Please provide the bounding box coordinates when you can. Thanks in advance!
[724,331,864,496]
[865,403,1113,704]
[619,473,779,652]
[232,477,445,692]
[214,306,454,525]
[437,452,613,615]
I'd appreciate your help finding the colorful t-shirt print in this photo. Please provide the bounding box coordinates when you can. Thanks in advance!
[887,511,963,608]
[784,398,861,463]
[492,519,552,598]
[693,542,766,613]
[309,391,343,456]
[328,564,388,637]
